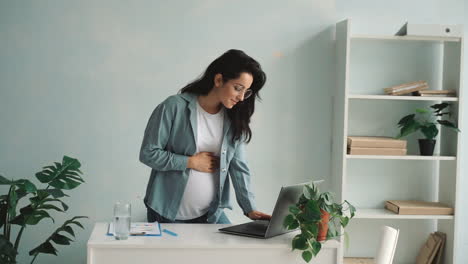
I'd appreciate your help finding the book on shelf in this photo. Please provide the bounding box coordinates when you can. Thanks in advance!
[385,200,454,215]
[416,90,456,97]
[416,232,446,264]
[344,258,373,264]
[384,81,428,95]
[347,136,407,149]
[347,147,407,156]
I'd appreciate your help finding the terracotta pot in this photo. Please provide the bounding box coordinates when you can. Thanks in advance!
[317,209,330,242]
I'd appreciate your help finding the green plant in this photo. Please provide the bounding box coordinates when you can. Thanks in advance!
[396,103,460,139]
[283,182,356,263]
[0,156,88,264]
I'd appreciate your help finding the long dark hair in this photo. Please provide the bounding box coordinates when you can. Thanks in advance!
[180,49,266,143]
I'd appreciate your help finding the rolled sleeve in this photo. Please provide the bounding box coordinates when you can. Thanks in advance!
[139,100,189,171]
[228,142,257,214]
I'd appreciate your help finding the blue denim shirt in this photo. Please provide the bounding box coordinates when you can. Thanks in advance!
[140,92,256,223]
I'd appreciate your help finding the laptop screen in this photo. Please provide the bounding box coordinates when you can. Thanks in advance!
[265,180,324,237]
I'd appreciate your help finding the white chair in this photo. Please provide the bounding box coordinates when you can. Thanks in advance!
[375,226,400,264]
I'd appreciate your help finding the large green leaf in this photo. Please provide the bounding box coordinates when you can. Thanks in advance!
[327,221,337,239]
[0,175,12,185]
[311,240,322,256]
[10,206,54,226]
[35,198,69,212]
[437,120,460,132]
[39,189,69,199]
[29,241,57,256]
[15,180,37,193]
[288,205,300,215]
[345,200,356,218]
[50,234,71,245]
[29,216,88,260]
[0,234,17,264]
[35,156,84,190]
[0,201,7,229]
[283,214,295,229]
[420,124,438,139]
[304,200,321,221]
[397,114,415,127]
[304,184,319,200]
[292,234,308,250]
[302,251,312,263]
[431,103,449,113]
[340,216,350,227]
[0,176,37,194]
[7,186,18,220]
[415,108,429,113]
[397,118,420,138]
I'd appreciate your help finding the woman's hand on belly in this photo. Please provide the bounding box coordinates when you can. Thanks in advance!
[187,152,220,173]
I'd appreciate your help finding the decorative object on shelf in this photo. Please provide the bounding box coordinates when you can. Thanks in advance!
[396,103,460,156]
[416,232,446,264]
[347,136,407,156]
[385,200,454,215]
[384,80,428,96]
[416,90,456,97]
[283,182,355,263]
[0,156,88,264]
[395,22,462,38]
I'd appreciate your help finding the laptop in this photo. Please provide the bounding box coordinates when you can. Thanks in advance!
[218,180,323,239]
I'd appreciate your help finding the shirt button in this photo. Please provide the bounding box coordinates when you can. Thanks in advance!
[222,149,226,154]
[222,168,227,172]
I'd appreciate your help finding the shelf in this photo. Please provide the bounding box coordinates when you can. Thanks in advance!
[346,155,456,161]
[351,34,461,43]
[354,209,454,220]
[348,95,458,102]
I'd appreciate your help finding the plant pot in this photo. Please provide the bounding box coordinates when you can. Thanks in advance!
[317,209,330,242]
[419,139,436,156]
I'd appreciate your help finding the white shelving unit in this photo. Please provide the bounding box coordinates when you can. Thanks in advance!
[333,19,463,264]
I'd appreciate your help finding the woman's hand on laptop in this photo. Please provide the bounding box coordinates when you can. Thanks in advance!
[247,210,272,220]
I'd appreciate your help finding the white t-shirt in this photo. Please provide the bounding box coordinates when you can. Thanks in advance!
[175,101,224,220]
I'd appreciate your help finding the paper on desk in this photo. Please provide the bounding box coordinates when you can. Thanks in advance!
[107,222,161,236]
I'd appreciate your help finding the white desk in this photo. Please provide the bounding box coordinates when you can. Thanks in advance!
[87,223,341,264]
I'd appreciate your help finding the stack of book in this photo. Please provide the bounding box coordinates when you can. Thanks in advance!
[385,200,454,215]
[416,232,446,264]
[416,90,456,97]
[384,80,428,95]
[347,136,407,155]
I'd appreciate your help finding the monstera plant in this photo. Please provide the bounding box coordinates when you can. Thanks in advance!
[0,156,87,264]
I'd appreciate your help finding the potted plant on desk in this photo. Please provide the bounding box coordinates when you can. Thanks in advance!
[283,182,355,263]
[396,103,460,156]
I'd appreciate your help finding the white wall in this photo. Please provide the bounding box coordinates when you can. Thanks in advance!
[0,1,465,263]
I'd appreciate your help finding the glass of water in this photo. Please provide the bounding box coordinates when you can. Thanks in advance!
[113,202,131,240]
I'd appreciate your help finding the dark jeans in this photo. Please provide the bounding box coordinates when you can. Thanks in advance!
[146,206,231,224]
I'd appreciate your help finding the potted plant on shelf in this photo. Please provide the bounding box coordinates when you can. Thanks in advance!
[0,156,88,264]
[283,182,355,263]
[396,103,460,156]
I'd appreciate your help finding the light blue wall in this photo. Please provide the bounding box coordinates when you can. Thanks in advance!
[0,1,465,263]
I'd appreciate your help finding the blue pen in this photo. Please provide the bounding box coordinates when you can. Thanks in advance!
[163,229,178,237]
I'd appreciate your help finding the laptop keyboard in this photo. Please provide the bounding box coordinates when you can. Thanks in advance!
[236,221,269,236]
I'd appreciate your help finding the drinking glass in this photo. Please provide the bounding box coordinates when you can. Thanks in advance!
[113,202,131,240]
